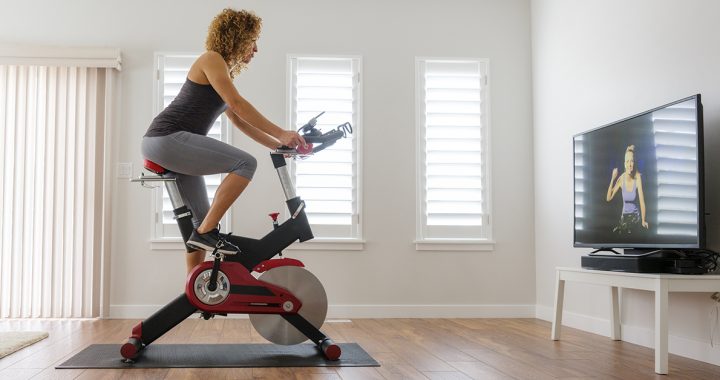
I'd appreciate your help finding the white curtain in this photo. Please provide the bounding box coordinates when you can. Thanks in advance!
[0,55,118,317]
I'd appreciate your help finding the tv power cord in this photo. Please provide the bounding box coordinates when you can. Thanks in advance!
[711,292,720,347]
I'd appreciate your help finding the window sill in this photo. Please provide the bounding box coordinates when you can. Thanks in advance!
[150,238,366,252]
[414,239,495,251]
[150,238,185,252]
[286,239,366,251]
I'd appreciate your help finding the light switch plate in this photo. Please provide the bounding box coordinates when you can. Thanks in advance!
[118,163,132,179]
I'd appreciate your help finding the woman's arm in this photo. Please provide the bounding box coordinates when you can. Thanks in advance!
[225,109,280,150]
[201,51,305,147]
[606,169,622,202]
[637,173,648,228]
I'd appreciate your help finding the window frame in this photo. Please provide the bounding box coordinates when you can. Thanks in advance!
[415,57,494,251]
[149,52,232,250]
[285,54,364,250]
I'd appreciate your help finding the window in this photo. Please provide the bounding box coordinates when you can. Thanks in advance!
[288,56,362,243]
[416,58,492,249]
[151,53,230,243]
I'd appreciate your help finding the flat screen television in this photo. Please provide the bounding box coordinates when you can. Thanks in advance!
[573,94,705,250]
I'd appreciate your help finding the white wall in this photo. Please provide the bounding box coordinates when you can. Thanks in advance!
[0,0,535,318]
[532,0,720,365]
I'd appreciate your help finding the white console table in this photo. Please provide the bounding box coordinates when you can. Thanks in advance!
[551,266,720,374]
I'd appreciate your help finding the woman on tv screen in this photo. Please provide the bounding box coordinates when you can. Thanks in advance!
[606,144,649,234]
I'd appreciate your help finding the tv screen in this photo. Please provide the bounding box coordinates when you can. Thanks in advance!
[574,95,704,249]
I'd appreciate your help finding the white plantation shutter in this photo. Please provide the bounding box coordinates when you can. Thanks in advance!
[153,54,228,239]
[416,59,491,241]
[289,56,361,239]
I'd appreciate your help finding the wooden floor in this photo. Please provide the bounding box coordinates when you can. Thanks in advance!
[1,318,719,379]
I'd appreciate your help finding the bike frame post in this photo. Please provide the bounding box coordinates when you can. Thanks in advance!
[132,174,193,248]
[271,153,297,200]
[164,179,185,209]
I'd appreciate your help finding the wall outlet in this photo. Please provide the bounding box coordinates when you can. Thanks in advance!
[118,163,132,179]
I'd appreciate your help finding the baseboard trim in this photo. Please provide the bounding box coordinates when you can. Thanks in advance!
[535,305,720,366]
[328,304,536,318]
[109,304,536,319]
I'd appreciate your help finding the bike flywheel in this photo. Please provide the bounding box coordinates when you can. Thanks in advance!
[249,266,328,345]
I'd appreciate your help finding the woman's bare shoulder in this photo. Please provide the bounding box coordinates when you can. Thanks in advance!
[189,51,227,84]
[192,51,226,69]
[201,50,224,61]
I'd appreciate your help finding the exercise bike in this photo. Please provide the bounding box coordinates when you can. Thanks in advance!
[121,113,352,362]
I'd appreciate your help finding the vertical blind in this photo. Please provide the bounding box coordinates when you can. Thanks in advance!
[154,54,227,238]
[417,59,490,240]
[289,56,360,239]
[0,65,111,317]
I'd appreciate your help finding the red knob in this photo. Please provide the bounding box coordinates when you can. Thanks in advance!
[269,212,280,221]
[296,143,313,155]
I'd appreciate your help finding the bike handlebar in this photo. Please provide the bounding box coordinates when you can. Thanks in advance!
[276,113,352,156]
[304,128,344,147]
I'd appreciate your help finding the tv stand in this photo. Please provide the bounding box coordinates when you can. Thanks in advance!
[581,249,704,274]
[622,248,658,256]
[590,248,621,255]
[552,267,720,374]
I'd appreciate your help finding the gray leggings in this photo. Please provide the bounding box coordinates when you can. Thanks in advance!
[141,131,257,228]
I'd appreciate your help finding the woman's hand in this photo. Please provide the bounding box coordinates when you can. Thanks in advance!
[611,168,619,180]
[278,130,307,149]
[642,221,649,229]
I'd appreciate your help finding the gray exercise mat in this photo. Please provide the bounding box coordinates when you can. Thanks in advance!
[56,343,379,369]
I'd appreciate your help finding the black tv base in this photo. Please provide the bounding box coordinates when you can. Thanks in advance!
[581,252,706,274]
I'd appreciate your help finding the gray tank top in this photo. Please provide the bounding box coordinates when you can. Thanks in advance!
[144,78,228,137]
[622,179,639,214]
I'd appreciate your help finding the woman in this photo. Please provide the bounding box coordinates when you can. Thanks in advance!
[606,145,649,234]
[141,9,306,273]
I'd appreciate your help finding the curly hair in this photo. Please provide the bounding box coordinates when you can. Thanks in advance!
[205,9,262,78]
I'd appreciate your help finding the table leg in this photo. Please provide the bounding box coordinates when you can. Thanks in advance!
[551,270,565,340]
[610,286,620,340]
[655,279,669,374]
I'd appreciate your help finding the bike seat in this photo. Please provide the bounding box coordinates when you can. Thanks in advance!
[143,159,169,175]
